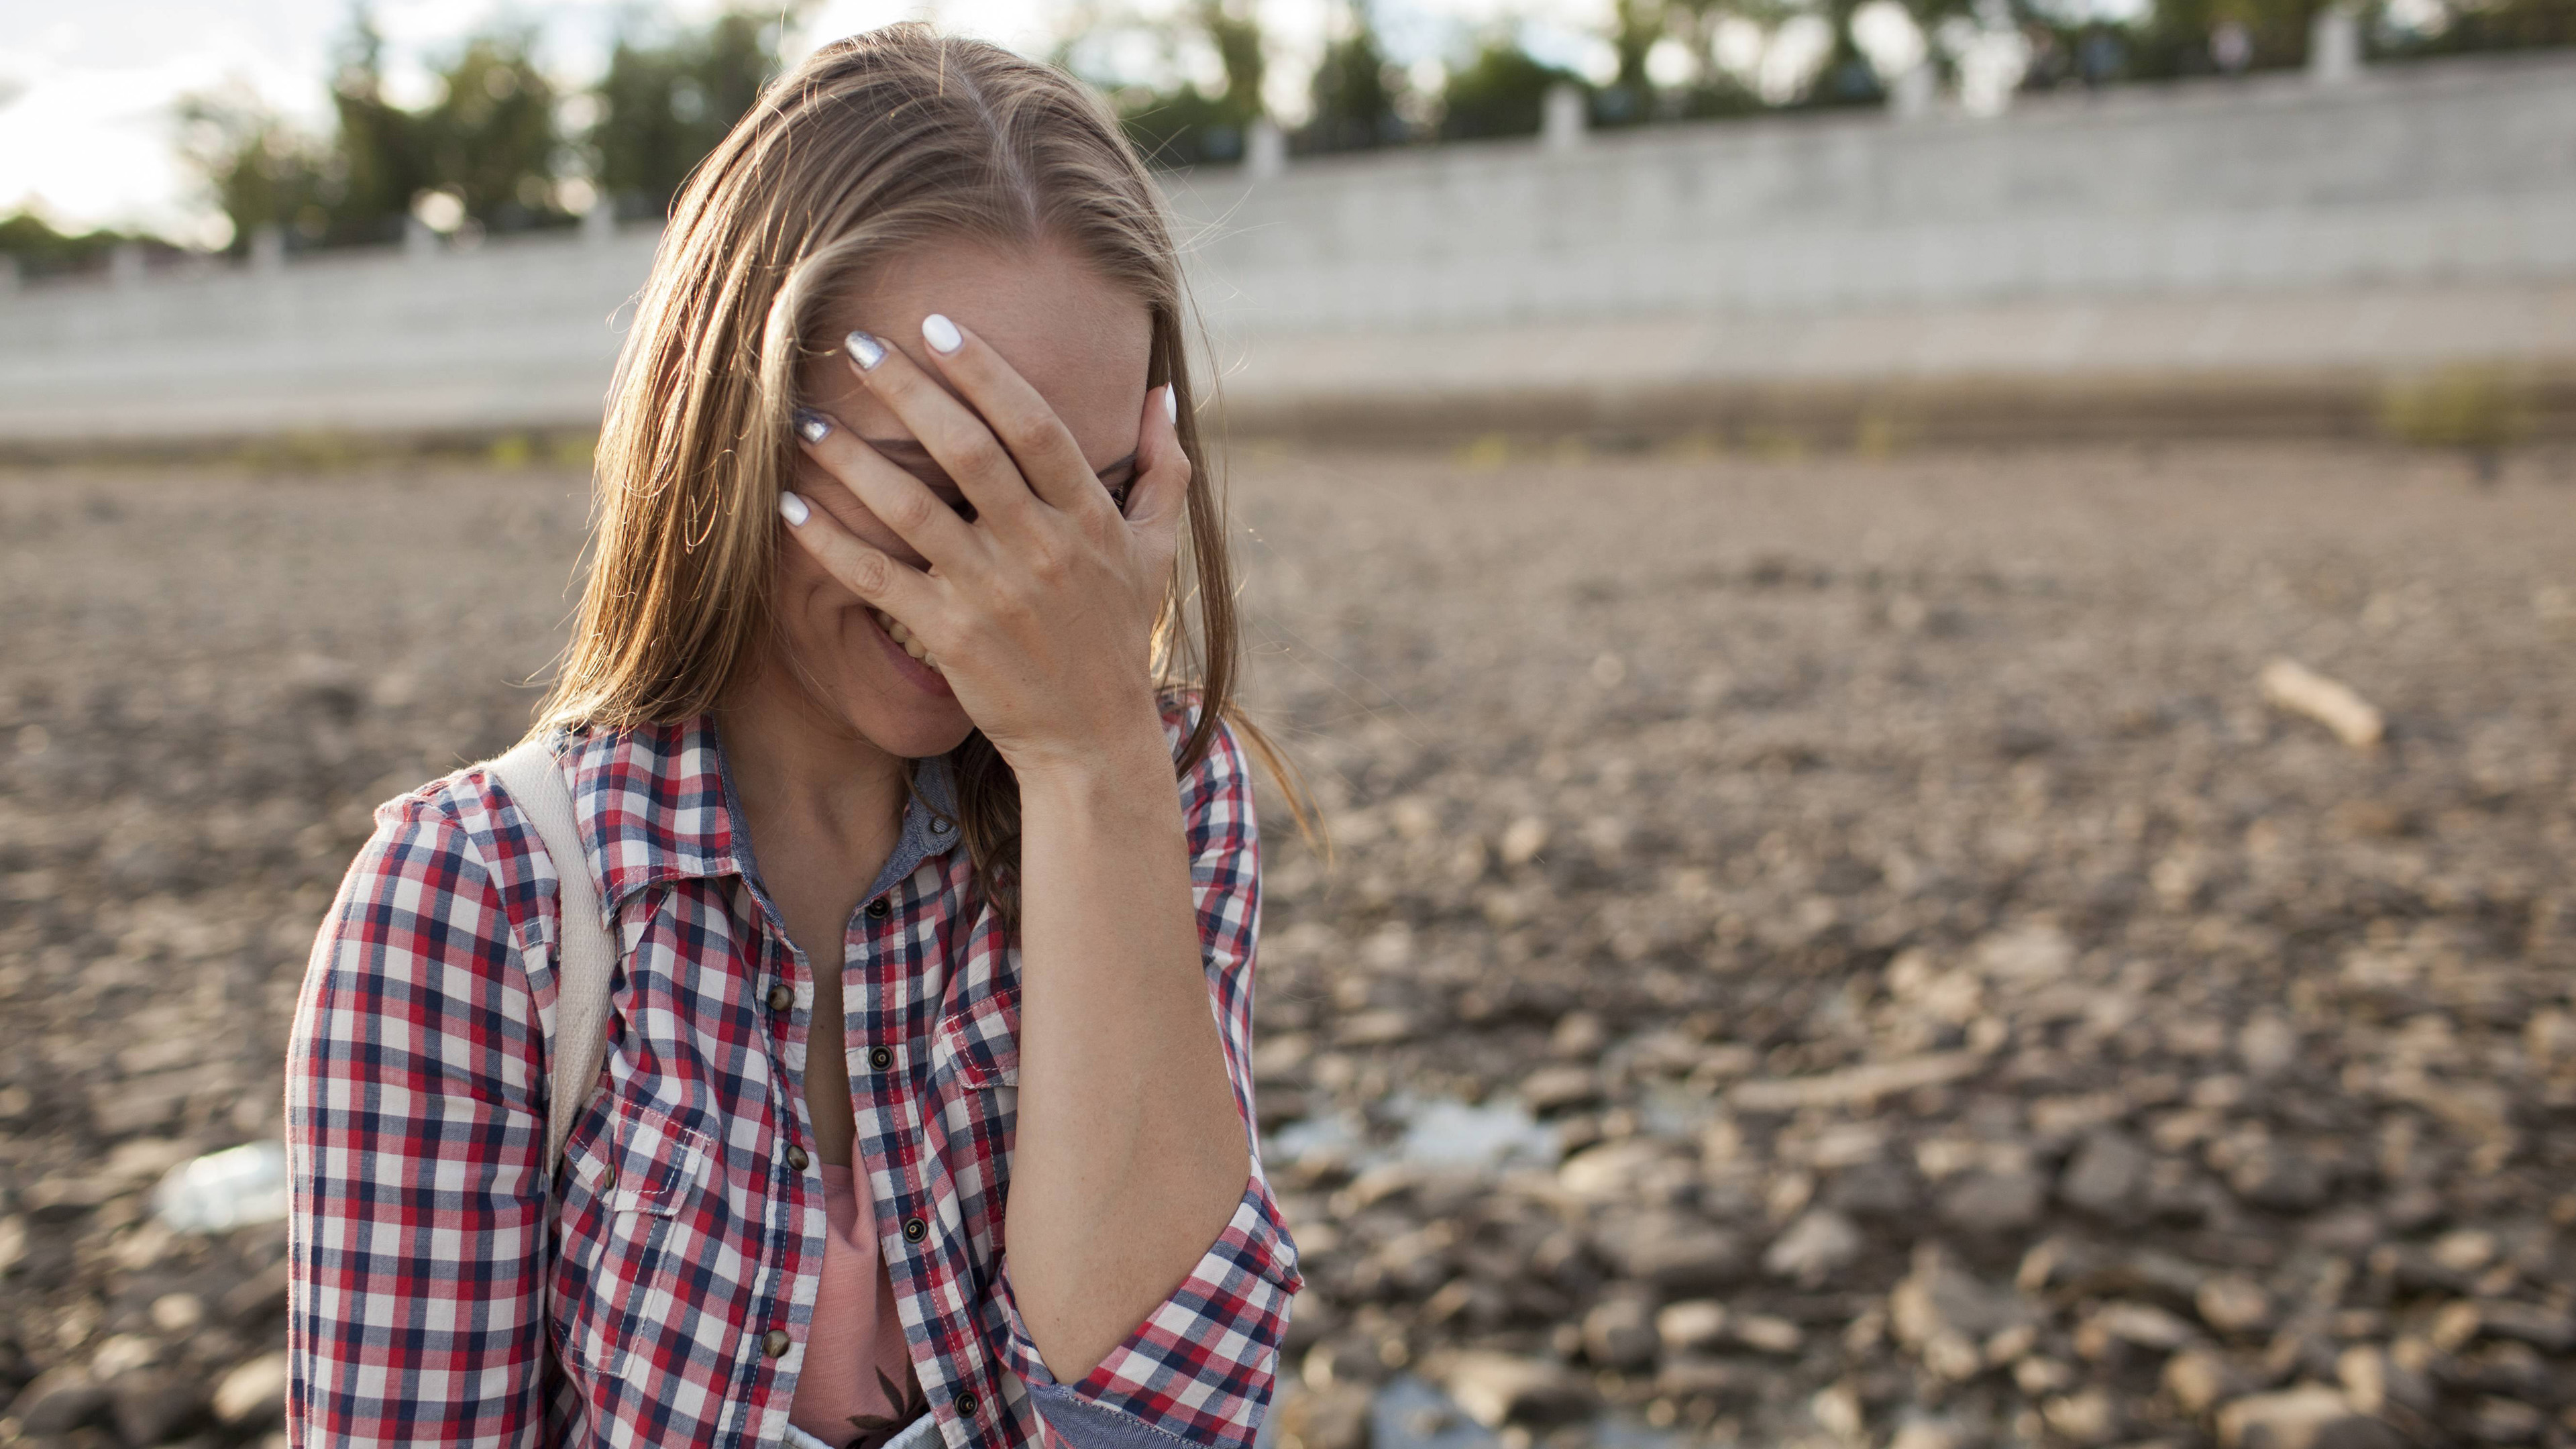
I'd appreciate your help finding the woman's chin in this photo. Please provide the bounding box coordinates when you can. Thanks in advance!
[837,688,975,760]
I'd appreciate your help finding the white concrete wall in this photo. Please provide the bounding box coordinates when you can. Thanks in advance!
[3,50,2571,445]
[1165,52,2576,335]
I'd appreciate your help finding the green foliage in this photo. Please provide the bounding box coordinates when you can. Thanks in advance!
[1108,0,1269,168]
[0,213,154,278]
[1436,42,1585,140]
[2380,366,2533,452]
[591,9,793,216]
[1303,3,1408,151]
[421,34,561,229]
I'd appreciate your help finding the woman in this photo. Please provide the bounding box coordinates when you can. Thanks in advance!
[285,25,1303,1449]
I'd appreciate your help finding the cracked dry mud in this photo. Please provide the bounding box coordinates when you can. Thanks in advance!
[1,443,2571,1448]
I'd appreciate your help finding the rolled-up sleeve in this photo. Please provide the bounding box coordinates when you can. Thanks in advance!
[285,795,549,1448]
[998,708,1305,1449]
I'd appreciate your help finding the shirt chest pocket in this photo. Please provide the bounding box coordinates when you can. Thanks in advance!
[558,1095,717,1383]
[930,986,1019,1091]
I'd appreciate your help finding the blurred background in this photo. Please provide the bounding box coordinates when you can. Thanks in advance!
[2,1,2574,1447]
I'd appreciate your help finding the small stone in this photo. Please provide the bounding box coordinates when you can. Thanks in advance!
[150,1291,208,1334]
[2059,1130,2152,1220]
[2213,1383,2400,1449]
[1939,1169,2046,1233]
[1654,1300,1727,1354]
[1548,1012,1607,1059]
[223,1260,292,1324]
[1271,1384,1371,1449]
[1886,1416,1974,1449]
[2226,1149,2330,1214]
[1764,1208,1864,1285]
[1580,1296,1659,1371]
[1440,1351,1594,1428]
[1823,1160,1919,1220]
[2198,1275,2275,1335]
[7,1366,109,1436]
[1303,1336,1388,1391]
[1519,1065,1601,1115]
[2090,1300,2198,1352]
[1890,1244,2033,1381]
[2165,1349,2260,1415]
[2469,1397,2543,1444]
[109,1367,207,1447]
[2472,1299,2575,1352]
[1731,1313,1805,1355]
[213,1352,291,1428]
[2042,1387,2119,1445]
[1607,1212,1745,1295]
[2430,1229,2498,1274]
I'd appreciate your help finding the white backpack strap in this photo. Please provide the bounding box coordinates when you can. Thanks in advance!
[492,736,619,1186]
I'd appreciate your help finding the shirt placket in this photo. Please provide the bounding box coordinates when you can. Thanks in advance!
[729,875,828,1448]
[857,868,1005,1444]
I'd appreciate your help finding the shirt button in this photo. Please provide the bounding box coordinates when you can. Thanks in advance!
[787,1146,810,1172]
[902,1216,927,1243]
[865,898,892,920]
[953,1391,979,1418]
[930,818,952,835]
[599,1165,617,1193]
[761,1328,791,1358]
[867,1046,894,1071]
[767,983,793,1012]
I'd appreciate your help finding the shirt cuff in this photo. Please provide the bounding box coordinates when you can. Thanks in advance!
[1000,1172,1303,1449]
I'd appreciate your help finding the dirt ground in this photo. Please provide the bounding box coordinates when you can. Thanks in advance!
[0,442,2570,1448]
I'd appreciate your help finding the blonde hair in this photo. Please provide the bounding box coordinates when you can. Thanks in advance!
[537,23,1300,914]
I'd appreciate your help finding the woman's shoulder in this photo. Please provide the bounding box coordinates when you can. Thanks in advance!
[343,752,555,943]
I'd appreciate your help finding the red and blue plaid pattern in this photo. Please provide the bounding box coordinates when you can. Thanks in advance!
[286,701,1300,1449]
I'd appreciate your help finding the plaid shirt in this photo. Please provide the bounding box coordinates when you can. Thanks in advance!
[286,702,1301,1449]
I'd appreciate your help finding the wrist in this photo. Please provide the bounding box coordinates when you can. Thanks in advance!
[1007,706,1176,808]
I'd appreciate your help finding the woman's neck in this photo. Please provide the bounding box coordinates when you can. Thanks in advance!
[716,664,912,868]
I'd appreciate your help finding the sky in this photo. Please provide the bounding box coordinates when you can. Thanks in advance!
[0,0,1662,241]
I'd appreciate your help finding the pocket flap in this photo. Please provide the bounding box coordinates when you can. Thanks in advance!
[575,1097,714,1216]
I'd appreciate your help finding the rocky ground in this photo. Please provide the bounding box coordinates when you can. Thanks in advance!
[0,442,2571,1448]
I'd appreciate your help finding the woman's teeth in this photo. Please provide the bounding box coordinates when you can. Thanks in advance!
[870,610,942,674]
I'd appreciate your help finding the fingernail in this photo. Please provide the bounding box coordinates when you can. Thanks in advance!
[780,491,810,527]
[1163,385,1179,426]
[922,313,963,355]
[845,331,886,370]
[792,408,832,444]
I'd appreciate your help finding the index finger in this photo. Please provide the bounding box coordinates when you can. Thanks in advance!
[908,314,1120,517]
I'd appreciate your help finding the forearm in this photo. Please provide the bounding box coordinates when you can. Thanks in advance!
[1004,712,1255,1383]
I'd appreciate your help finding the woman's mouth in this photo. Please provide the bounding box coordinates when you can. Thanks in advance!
[867,608,953,696]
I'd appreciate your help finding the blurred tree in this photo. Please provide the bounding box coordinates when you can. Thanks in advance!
[592,7,798,218]
[1595,0,1665,123]
[1436,40,1587,139]
[323,7,429,244]
[175,91,333,252]
[420,31,562,231]
[1303,0,1409,150]
[0,212,164,278]
[1104,0,1271,167]
[2392,0,2576,51]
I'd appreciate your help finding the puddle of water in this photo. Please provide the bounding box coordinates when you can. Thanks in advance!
[1265,1094,1558,1176]
[1393,1094,1558,1171]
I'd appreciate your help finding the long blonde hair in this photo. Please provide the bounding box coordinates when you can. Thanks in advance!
[537,23,1299,914]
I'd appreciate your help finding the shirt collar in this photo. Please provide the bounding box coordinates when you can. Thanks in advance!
[555,715,961,920]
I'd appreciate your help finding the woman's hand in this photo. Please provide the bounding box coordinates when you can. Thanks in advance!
[779,314,1187,779]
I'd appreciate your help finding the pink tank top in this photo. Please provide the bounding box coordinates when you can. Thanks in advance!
[789,1164,924,1449]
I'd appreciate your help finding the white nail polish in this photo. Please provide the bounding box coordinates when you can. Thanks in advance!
[1164,386,1179,425]
[779,491,810,526]
[922,313,963,355]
